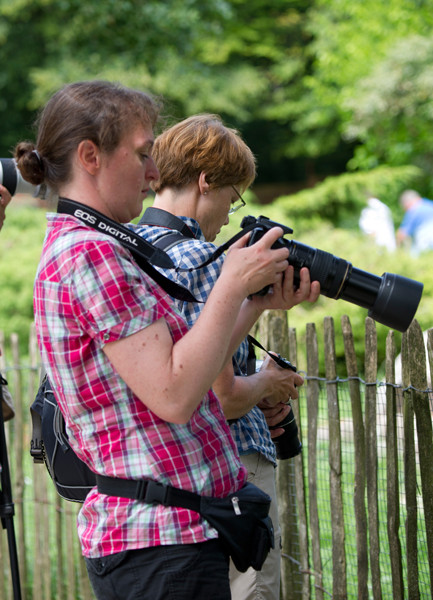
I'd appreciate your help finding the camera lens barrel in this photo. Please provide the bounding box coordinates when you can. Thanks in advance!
[270,409,302,460]
[0,158,40,197]
[243,215,424,333]
[288,241,423,332]
[367,272,424,332]
[288,241,353,300]
[0,158,18,195]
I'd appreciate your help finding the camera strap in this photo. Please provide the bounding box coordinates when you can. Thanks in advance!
[137,209,296,370]
[247,335,297,371]
[57,197,199,303]
[138,206,260,272]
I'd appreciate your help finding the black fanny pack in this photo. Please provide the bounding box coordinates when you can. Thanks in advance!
[96,475,274,573]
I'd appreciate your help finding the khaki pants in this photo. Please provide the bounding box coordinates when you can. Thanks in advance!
[229,452,281,600]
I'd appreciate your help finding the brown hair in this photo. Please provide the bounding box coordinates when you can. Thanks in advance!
[151,114,256,194]
[14,80,161,193]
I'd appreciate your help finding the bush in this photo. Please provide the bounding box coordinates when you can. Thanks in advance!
[2,189,431,377]
[219,185,431,376]
[0,200,47,355]
[265,164,423,233]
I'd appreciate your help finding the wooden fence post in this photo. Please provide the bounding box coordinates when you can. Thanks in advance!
[385,330,404,599]
[323,317,346,600]
[427,328,433,385]
[260,310,302,599]
[341,315,368,600]
[288,326,310,600]
[407,321,433,590]
[365,317,382,600]
[305,322,323,600]
[401,327,420,599]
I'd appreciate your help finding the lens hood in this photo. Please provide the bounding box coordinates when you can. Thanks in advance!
[368,273,424,332]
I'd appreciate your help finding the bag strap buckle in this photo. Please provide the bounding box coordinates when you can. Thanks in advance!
[139,480,170,505]
[30,407,45,463]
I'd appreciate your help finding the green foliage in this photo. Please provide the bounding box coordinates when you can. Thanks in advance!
[298,0,433,159]
[345,35,433,185]
[2,188,432,376]
[265,164,423,232]
[0,200,47,352]
[3,0,433,184]
[0,0,314,179]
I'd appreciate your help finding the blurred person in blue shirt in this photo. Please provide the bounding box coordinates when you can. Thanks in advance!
[397,189,433,255]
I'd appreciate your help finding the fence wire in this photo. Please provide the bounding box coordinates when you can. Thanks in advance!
[293,378,431,600]
[1,347,432,599]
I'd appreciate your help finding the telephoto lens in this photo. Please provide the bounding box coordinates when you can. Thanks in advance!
[242,215,424,333]
[0,158,40,197]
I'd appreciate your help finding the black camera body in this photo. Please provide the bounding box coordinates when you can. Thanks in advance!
[265,353,302,461]
[242,215,423,333]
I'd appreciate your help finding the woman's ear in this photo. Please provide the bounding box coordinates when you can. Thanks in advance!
[198,171,210,196]
[77,140,101,175]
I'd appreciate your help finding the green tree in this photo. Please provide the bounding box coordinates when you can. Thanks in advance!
[0,0,237,152]
[3,0,433,188]
[344,35,433,182]
[297,0,433,162]
[0,0,315,183]
[0,2,50,154]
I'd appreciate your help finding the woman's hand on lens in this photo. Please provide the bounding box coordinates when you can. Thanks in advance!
[251,266,320,311]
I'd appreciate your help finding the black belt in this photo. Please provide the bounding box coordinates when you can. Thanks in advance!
[95,474,201,512]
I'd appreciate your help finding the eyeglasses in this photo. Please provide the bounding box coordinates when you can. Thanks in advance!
[229,186,246,215]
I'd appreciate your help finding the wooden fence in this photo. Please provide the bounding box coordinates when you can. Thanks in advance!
[1,315,432,600]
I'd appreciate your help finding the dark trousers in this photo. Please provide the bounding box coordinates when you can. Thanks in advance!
[84,539,231,600]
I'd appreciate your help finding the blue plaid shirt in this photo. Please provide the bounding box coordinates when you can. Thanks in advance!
[134,215,276,465]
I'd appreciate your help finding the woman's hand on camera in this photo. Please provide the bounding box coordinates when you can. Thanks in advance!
[0,185,12,231]
[221,227,289,300]
[251,265,320,311]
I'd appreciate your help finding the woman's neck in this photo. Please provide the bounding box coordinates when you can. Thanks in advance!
[153,186,199,221]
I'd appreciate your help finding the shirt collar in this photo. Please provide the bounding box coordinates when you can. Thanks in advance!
[176,216,206,241]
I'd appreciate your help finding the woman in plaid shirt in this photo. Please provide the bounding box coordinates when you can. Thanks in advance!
[14,81,302,600]
[135,114,320,600]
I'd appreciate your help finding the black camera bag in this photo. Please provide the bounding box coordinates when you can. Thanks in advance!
[198,482,275,572]
[96,475,274,573]
[30,375,96,502]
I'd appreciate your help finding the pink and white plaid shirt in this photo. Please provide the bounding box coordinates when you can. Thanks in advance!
[34,213,246,558]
